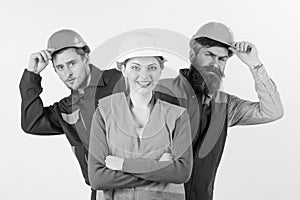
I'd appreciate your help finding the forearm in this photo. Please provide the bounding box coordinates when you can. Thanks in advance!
[229,65,284,126]
[251,65,284,119]
[88,155,151,190]
[20,69,63,135]
[122,147,192,183]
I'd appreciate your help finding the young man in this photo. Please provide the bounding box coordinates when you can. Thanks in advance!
[157,22,284,200]
[19,29,124,200]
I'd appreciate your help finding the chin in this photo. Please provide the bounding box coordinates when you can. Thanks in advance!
[67,84,78,91]
[137,89,152,95]
[133,86,154,95]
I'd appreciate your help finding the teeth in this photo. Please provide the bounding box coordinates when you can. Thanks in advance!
[137,81,151,87]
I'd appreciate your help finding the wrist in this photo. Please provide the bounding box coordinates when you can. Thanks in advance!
[247,61,263,70]
[27,67,40,75]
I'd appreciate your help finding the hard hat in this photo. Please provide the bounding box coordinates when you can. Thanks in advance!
[115,32,167,70]
[47,29,90,54]
[190,22,234,47]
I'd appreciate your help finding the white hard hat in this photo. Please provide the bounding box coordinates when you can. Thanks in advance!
[115,32,167,70]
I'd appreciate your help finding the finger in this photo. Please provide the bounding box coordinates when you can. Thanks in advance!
[166,156,172,160]
[235,42,241,52]
[45,50,52,60]
[238,42,244,52]
[40,51,49,63]
[244,42,250,53]
[233,42,239,51]
[48,48,55,53]
[31,52,41,60]
[47,48,55,57]
[243,42,248,52]
[245,41,253,47]
[243,41,250,52]
[35,54,45,63]
[105,156,110,161]
[239,41,246,52]
[245,42,254,53]
[38,52,47,64]
[229,47,238,55]
[233,42,238,51]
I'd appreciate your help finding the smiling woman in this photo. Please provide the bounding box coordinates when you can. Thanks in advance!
[122,57,163,95]
[121,57,164,128]
[88,32,193,200]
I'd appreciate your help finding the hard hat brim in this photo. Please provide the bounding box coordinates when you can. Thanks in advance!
[115,48,167,70]
[50,43,89,55]
[190,35,235,48]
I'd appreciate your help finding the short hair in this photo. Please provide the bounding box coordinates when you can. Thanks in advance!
[123,56,166,69]
[192,37,233,57]
[52,46,90,62]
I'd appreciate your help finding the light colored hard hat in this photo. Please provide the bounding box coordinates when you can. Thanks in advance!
[190,22,234,47]
[115,32,166,70]
[47,29,90,54]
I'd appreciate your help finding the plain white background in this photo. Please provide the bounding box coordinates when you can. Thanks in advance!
[1,0,299,199]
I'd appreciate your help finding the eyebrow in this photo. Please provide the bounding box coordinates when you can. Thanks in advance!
[130,62,141,66]
[207,51,228,59]
[54,59,77,69]
[130,62,159,66]
[66,59,77,65]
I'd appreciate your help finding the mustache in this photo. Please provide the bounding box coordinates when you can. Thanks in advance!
[198,65,225,78]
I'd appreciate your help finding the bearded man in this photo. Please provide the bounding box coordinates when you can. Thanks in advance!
[156,22,284,200]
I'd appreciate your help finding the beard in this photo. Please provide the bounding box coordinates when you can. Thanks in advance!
[188,64,224,96]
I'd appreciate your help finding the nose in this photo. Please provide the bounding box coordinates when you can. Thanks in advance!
[65,66,74,77]
[139,67,150,78]
[210,57,219,68]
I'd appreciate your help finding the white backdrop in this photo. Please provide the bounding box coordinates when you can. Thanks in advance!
[1,0,299,199]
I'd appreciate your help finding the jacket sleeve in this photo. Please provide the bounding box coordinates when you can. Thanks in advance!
[19,69,64,135]
[88,108,152,190]
[121,110,193,184]
[228,66,284,127]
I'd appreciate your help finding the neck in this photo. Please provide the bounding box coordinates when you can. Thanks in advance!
[130,92,153,109]
[77,66,91,94]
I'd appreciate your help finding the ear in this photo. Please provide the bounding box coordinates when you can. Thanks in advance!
[84,54,90,63]
[51,58,58,72]
[121,64,126,77]
[189,49,196,61]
